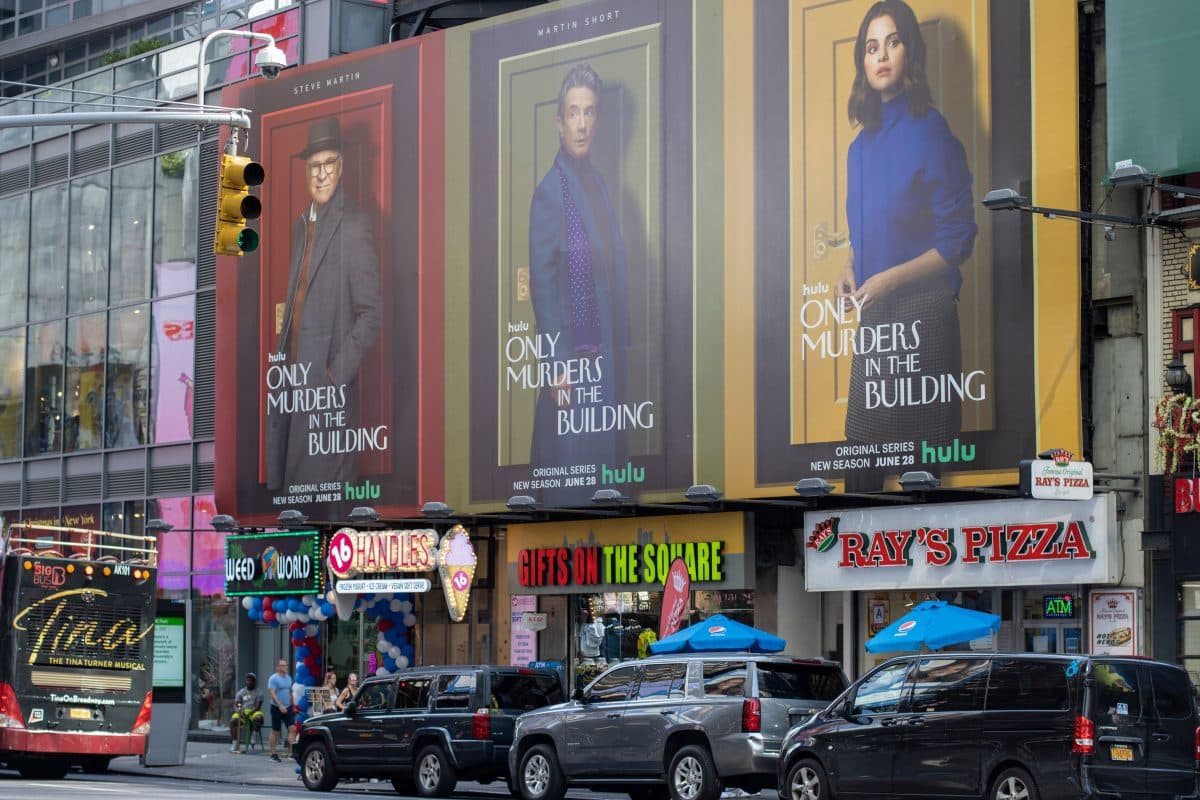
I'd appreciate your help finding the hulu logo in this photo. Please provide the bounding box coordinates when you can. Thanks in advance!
[600,461,645,485]
[343,479,381,500]
[921,438,976,464]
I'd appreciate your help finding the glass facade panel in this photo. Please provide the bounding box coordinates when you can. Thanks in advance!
[103,498,146,533]
[64,311,105,451]
[0,329,25,458]
[153,148,196,277]
[68,172,110,313]
[110,159,153,304]
[193,583,237,731]
[150,285,194,442]
[25,319,64,454]
[154,495,191,591]
[0,193,30,326]
[29,183,68,322]
[106,304,149,447]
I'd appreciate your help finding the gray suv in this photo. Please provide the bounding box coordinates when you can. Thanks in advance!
[509,653,847,800]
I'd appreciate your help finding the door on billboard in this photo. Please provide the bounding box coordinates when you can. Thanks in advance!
[788,0,993,444]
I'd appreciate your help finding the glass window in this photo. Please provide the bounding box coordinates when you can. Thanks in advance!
[150,276,194,442]
[587,665,637,703]
[488,671,565,711]
[191,494,223,575]
[25,320,65,455]
[0,329,25,458]
[394,677,431,710]
[985,659,1072,711]
[0,194,29,325]
[191,588,237,731]
[1092,662,1142,719]
[1151,666,1194,720]
[110,160,153,303]
[29,183,68,321]
[153,148,197,274]
[757,662,846,702]
[107,304,149,447]
[357,681,394,712]
[636,662,686,701]
[905,657,989,713]
[64,312,105,452]
[851,662,910,716]
[68,174,110,313]
[432,673,475,710]
[703,661,747,697]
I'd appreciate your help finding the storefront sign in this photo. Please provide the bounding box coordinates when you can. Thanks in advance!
[335,578,431,594]
[326,527,439,578]
[225,531,322,596]
[1090,590,1136,655]
[1043,593,1076,619]
[521,612,548,632]
[510,595,537,667]
[436,525,477,623]
[507,513,751,595]
[1174,477,1200,513]
[1020,454,1094,500]
[803,495,1117,591]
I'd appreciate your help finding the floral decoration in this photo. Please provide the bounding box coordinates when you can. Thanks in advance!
[1153,392,1200,473]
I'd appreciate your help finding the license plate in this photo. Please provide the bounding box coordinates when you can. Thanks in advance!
[1110,744,1134,762]
[68,708,91,721]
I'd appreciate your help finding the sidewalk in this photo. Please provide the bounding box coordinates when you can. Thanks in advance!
[109,738,515,793]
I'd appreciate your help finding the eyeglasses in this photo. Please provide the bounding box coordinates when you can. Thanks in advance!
[307,155,341,176]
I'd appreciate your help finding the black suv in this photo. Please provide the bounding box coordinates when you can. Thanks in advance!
[293,664,564,795]
[778,652,1200,800]
[510,653,847,800]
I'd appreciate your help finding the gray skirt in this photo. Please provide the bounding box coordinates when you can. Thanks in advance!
[844,283,962,446]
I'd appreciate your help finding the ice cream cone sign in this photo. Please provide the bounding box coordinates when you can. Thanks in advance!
[436,524,477,622]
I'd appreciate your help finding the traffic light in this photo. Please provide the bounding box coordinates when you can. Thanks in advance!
[214,153,264,256]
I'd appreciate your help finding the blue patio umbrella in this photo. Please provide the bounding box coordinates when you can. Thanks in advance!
[865,600,1000,653]
[649,614,786,654]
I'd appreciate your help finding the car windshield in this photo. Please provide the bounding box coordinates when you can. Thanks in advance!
[757,663,846,702]
[489,672,565,711]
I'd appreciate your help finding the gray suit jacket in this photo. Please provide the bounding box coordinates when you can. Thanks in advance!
[265,185,383,491]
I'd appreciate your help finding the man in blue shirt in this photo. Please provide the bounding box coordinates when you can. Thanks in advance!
[267,659,295,762]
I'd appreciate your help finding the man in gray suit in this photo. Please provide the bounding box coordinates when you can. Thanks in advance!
[266,117,383,492]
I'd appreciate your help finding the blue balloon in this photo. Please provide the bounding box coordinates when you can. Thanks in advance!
[291,629,305,643]
[295,646,309,660]
[383,655,396,671]
[295,712,307,725]
[297,695,309,711]
[320,601,335,617]
[402,644,414,658]
[251,596,263,609]
[273,599,287,613]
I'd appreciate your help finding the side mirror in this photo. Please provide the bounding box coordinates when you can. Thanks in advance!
[344,700,357,716]
[572,687,585,703]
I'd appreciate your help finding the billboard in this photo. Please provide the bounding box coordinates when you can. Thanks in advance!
[223,531,323,597]
[216,37,445,524]
[216,0,1081,517]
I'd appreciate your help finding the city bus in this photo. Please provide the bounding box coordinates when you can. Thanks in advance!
[0,522,157,778]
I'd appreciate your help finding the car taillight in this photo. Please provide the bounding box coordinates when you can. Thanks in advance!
[1073,715,1094,755]
[741,698,761,733]
[133,691,153,735]
[0,683,23,729]
[1194,726,1200,762]
[473,709,491,739]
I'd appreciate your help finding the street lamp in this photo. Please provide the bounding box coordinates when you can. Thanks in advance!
[196,30,288,114]
[1165,356,1192,395]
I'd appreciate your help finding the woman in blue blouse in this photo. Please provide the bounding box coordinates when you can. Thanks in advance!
[836,0,977,492]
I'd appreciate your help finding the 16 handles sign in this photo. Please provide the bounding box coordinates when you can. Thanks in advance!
[802,495,1118,591]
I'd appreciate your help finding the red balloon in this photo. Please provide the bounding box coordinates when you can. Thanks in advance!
[378,619,393,631]
[290,621,303,632]
[303,656,317,669]
[309,644,322,657]
[263,609,276,624]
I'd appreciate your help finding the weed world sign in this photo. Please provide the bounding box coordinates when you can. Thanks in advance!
[803,495,1117,592]
[225,531,322,597]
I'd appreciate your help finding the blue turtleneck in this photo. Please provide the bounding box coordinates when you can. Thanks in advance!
[846,94,977,295]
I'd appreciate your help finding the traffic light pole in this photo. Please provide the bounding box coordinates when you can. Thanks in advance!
[0,108,252,129]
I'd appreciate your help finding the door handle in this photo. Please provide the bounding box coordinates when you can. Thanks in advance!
[606,712,621,719]
[905,717,925,726]
[660,709,675,716]
[879,717,900,726]
[1152,733,1170,742]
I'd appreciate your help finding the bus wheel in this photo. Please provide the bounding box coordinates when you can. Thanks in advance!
[19,760,69,780]
[301,742,338,792]
[80,757,111,774]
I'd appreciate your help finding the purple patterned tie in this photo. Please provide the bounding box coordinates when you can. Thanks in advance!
[558,166,602,352]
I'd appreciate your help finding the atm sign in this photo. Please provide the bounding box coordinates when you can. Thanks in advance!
[1044,594,1075,619]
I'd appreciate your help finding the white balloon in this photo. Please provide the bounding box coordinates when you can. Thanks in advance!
[399,601,413,614]
[302,594,317,606]
[241,596,253,610]
[306,624,319,637]
[389,599,403,612]
[297,613,310,624]
[395,656,408,670]
[389,646,401,659]
[375,667,390,677]
[292,683,305,702]
[403,613,416,627]
[325,590,336,604]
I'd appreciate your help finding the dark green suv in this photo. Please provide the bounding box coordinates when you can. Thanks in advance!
[294,665,564,796]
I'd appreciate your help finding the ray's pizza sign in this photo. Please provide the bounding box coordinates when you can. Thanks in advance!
[803,495,1117,591]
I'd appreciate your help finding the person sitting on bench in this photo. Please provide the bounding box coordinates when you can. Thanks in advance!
[230,672,264,753]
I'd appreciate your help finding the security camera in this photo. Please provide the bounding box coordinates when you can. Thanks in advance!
[254,44,287,80]
[1104,225,1117,242]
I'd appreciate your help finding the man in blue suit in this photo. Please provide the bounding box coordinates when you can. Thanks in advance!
[527,64,630,490]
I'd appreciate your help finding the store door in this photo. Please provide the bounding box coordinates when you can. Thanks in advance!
[1024,622,1084,654]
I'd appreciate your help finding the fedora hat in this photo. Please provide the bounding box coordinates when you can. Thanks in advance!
[299,117,343,159]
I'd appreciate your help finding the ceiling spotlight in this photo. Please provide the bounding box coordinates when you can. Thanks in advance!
[347,506,379,524]
[683,484,723,503]
[210,514,239,532]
